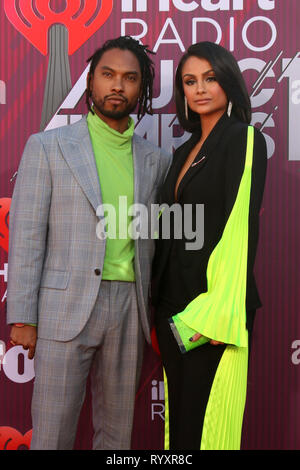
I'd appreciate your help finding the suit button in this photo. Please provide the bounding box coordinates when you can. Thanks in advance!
[94,268,101,276]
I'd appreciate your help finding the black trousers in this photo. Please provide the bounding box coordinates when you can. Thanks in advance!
[155,306,255,450]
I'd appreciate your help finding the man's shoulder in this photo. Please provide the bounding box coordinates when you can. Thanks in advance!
[132,133,170,159]
[28,116,88,144]
[132,133,158,151]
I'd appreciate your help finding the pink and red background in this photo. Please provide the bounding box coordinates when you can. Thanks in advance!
[0,0,299,450]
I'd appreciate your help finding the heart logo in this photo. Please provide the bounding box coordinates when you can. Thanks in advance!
[4,0,114,55]
[0,198,10,253]
[0,427,32,450]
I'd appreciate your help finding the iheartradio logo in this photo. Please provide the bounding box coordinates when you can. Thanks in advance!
[0,427,32,450]
[4,0,114,55]
[0,198,10,254]
[4,1,114,131]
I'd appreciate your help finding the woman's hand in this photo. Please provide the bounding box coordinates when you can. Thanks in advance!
[189,332,224,346]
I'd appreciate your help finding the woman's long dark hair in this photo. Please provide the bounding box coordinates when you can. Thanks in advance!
[175,42,251,132]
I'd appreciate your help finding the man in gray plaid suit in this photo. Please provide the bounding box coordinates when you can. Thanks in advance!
[7,36,171,450]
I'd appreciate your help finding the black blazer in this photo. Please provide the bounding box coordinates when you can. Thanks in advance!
[152,113,267,330]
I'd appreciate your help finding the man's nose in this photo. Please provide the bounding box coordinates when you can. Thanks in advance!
[112,76,124,92]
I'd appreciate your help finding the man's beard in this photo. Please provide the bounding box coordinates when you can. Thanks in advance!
[92,95,138,120]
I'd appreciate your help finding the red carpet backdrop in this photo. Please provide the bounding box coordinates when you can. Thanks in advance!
[0,0,299,450]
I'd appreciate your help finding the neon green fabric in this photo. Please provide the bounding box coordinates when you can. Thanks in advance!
[87,111,135,281]
[169,126,255,349]
[170,316,209,353]
[200,344,248,450]
[163,368,170,450]
[162,344,249,450]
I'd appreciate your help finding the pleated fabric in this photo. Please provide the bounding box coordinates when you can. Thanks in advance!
[163,368,170,450]
[163,344,248,450]
[200,344,249,450]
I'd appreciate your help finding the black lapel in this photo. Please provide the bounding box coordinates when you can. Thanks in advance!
[176,113,236,201]
[153,132,200,288]
[160,131,201,205]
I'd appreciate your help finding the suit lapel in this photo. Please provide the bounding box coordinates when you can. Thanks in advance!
[132,134,154,205]
[58,120,156,214]
[176,113,235,201]
[160,132,199,204]
[57,117,102,213]
[153,114,237,298]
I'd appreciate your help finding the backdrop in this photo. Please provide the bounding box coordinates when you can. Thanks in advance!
[0,0,299,451]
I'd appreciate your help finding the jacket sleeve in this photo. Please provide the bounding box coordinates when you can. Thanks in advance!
[7,133,52,325]
[169,125,267,352]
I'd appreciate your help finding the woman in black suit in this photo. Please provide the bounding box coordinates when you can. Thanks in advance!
[152,42,267,450]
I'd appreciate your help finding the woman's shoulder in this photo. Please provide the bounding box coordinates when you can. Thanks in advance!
[224,120,267,173]
[225,120,266,148]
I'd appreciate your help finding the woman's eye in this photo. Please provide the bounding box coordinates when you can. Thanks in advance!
[185,79,196,86]
[206,76,217,82]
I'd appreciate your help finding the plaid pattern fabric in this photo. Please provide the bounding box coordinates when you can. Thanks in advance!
[31,281,144,450]
[7,116,171,342]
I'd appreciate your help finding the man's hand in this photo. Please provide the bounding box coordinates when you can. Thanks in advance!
[10,325,37,359]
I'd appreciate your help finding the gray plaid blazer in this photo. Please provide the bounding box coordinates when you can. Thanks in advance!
[7,116,171,343]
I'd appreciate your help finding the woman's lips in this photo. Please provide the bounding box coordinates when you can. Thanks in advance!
[194,99,211,104]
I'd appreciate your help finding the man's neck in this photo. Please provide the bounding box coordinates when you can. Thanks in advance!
[93,109,129,134]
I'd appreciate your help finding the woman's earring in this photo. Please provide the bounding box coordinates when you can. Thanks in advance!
[185,96,189,120]
[227,101,233,117]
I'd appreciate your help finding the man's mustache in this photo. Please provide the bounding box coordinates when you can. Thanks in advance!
[104,94,128,103]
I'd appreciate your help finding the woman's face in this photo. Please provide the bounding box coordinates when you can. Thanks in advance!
[182,56,228,120]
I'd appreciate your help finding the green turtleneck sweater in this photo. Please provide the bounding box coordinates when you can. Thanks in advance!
[87,111,135,281]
